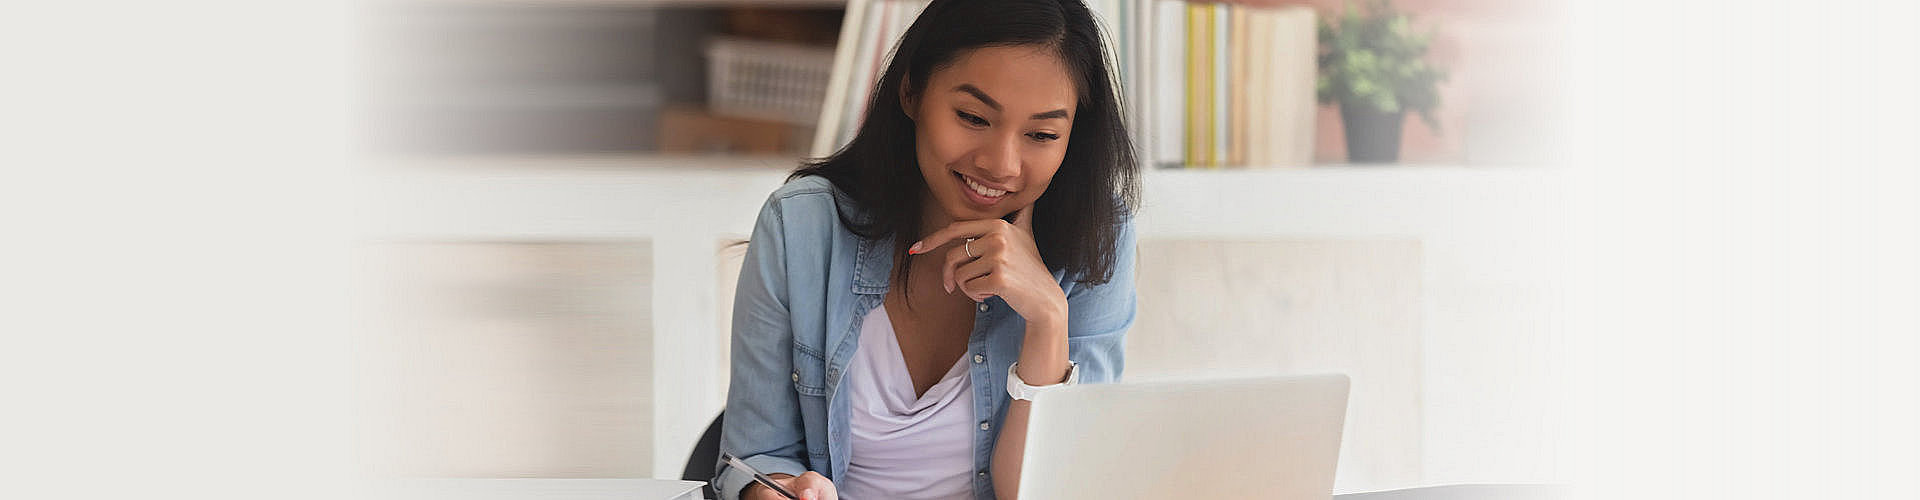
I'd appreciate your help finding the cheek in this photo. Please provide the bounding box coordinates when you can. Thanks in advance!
[917,119,974,168]
[1022,149,1067,191]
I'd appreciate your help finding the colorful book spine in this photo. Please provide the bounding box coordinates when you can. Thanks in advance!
[1185,3,1206,168]
[1229,3,1250,167]
[1213,1,1228,170]
[1152,0,1186,168]
[812,1,1318,169]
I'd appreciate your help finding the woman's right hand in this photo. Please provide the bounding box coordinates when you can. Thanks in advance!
[743,471,837,500]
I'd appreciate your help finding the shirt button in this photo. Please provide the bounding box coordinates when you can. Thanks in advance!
[978,303,989,312]
[973,354,985,364]
[979,421,991,431]
[791,372,800,383]
[977,471,988,478]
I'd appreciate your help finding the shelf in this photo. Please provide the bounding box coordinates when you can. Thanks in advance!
[358,154,801,241]
[396,83,665,110]
[357,153,1569,241]
[371,152,806,173]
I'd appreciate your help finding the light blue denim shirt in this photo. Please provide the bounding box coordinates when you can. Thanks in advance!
[714,175,1136,500]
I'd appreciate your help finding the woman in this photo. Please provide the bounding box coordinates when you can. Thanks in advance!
[715,1,1138,499]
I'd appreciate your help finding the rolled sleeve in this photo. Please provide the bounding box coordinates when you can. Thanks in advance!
[715,193,811,500]
[1064,216,1137,384]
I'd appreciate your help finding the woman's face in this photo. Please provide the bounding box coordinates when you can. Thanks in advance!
[907,45,1077,224]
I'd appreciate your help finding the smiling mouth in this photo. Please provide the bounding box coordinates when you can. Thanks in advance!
[954,172,1012,198]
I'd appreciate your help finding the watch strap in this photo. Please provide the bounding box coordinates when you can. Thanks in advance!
[1007,360,1080,401]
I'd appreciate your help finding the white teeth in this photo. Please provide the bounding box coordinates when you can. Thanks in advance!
[963,176,1007,197]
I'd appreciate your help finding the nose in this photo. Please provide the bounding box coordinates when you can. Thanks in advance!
[972,131,1021,181]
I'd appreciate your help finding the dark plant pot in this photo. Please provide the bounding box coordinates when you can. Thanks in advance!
[1340,103,1406,164]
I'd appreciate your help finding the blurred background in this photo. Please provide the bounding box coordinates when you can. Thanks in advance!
[7,1,1916,500]
[354,0,1570,493]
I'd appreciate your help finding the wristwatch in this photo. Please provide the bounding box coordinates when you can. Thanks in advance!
[1006,360,1080,401]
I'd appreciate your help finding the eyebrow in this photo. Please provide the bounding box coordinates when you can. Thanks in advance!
[953,83,1070,121]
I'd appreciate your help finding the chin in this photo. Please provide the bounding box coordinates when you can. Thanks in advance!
[942,203,994,221]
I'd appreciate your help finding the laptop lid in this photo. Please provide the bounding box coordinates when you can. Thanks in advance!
[1015,373,1351,499]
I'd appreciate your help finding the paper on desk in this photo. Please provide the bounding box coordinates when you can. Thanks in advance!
[367,478,707,500]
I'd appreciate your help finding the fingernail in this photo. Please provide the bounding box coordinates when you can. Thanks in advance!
[945,282,953,293]
[907,242,923,254]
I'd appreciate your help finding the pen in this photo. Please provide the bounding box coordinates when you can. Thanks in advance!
[721,452,802,499]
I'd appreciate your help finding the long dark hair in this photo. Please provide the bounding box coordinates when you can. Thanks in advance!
[792,0,1140,289]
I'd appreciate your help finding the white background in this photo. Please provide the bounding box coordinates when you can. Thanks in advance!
[4,1,1917,499]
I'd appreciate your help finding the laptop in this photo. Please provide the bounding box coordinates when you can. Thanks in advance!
[1016,373,1351,499]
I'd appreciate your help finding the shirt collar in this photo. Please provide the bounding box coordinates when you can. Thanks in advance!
[852,234,895,296]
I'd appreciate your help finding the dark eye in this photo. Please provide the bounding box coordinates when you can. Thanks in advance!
[1027,132,1060,142]
[956,110,989,127]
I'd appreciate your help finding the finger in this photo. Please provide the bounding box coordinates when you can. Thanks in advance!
[952,256,996,297]
[941,236,998,292]
[940,244,971,294]
[779,475,803,499]
[796,472,835,500]
[908,219,1003,255]
[957,268,1001,302]
[778,479,805,500]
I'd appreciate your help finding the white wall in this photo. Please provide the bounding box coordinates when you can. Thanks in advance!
[357,242,655,477]
[1130,239,1425,492]
[1134,168,1573,490]
[360,158,1572,488]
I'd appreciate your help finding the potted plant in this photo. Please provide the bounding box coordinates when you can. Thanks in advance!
[1317,0,1447,163]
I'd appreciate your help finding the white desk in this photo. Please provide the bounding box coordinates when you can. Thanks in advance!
[1336,484,1569,500]
[363,479,1561,500]
[365,479,706,500]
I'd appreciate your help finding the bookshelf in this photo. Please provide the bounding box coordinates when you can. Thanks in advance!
[808,0,1561,167]
[365,0,847,157]
[368,0,1553,167]
[358,0,1568,485]
[811,0,1326,168]
[364,155,1563,240]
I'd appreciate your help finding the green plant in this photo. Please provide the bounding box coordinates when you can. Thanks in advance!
[1317,0,1448,131]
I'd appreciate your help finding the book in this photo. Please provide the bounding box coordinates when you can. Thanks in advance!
[810,1,1318,169]
[1211,2,1228,168]
[811,0,869,157]
[1186,2,1206,168]
[1152,0,1186,168]
[1230,3,1250,167]
[1270,5,1317,167]
[1246,6,1271,166]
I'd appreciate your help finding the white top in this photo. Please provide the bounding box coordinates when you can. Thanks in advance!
[835,304,975,500]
